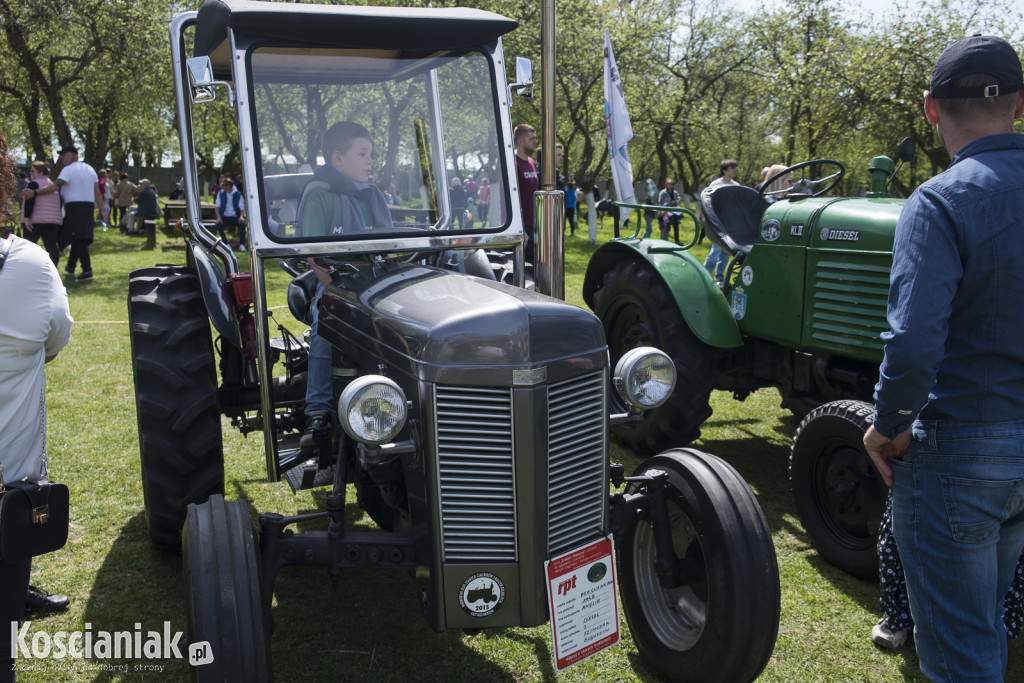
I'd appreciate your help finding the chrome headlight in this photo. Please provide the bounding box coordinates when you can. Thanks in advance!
[337,376,408,445]
[613,347,676,411]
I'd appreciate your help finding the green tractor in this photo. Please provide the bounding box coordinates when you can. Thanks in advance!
[584,140,915,579]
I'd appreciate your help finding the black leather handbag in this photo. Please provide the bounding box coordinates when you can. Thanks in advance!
[0,480,70,560]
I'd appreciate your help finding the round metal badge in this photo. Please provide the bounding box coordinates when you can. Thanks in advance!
[741,266,754,286]
[458,573,505,617]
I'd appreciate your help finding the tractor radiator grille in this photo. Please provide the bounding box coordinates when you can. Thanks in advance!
[436,385,516,562]
[810,259,890,355]
[547,371,608,557]
[435,371,608,563]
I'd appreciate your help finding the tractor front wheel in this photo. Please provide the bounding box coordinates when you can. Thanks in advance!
[617,449,780,682]
[184,495,272,682]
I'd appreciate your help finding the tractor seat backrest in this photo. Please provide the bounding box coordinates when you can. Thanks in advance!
[264,173,314,236]
[699,184,767,257]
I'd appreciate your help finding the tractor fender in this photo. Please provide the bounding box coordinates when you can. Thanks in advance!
[583,239,742,349]
[187,241,241,348]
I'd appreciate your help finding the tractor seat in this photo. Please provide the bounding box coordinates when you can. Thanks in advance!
[699,184,768,257]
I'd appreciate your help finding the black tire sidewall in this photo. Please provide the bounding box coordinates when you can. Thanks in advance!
[790,400,883,579]
[129,266,224,551]
[184,495,272,682]
[617,450,779,682]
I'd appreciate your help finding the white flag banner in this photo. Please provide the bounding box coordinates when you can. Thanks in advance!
[603,29,636,224]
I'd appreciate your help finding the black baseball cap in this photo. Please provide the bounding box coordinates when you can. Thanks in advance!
[930,35,1023,99]
[58,144,78,155]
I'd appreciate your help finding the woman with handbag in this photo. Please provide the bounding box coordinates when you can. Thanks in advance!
[0,127,74,680]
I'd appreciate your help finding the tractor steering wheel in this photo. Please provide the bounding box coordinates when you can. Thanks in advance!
[759,159,845,201]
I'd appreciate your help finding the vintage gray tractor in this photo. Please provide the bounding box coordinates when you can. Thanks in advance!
[127,1,780,680]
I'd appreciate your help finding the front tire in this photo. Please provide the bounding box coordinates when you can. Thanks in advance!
[790,399,886,579]
[184,495,272,682]
[592,259,715,454]
[129,266,224,551]
[617,449,780,683]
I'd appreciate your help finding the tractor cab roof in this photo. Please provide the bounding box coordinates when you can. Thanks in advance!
[195,0,518,79]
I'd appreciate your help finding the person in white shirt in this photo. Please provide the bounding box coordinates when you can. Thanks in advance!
[21,144,103,282]
[1,128,75,675]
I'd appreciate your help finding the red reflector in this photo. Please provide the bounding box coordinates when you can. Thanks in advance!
[230,272,253,305]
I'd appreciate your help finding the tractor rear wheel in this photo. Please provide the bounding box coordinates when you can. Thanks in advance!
[790,399,886,579]
[592,259,714,454]
[129,266,224,551]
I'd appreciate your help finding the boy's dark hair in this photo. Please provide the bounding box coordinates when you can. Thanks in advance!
[719,158,738,174]
[322,121,372,158]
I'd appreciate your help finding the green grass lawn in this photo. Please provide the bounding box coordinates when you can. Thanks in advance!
[23,219,1023,681]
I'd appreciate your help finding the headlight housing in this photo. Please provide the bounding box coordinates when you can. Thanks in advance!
[613,347,676,411]
[337,376,408,445]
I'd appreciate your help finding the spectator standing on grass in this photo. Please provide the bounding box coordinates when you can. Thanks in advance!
[20,161,63,267]
[449,177,467,230]
[22,145,102,282]
[214,177,248,251]
[703,159,738,283]
[0,127,74,681]
[642,178,658,238]
[658,179,681,242]
[113,173,135,229]
[103,169,116,223]
[134,179,161,250]
[565,176,577,236]
[513,123,539,263]
[863,35,1024,682]
[476,176,491,226]
[463,175,478,222]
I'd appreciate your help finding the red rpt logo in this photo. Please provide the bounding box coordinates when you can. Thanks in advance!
[557,575,578,596]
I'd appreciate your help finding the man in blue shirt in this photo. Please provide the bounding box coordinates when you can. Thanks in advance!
[864,35,1024,681]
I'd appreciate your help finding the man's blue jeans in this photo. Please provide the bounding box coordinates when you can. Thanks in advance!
[305,283,333,415]
[891,418,1024,682]
[703,244,729,280]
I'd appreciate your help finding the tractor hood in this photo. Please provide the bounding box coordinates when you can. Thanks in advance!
[763,196,904,253]
[318,264,607,384]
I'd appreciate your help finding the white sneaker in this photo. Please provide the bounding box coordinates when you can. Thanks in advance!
[239,244,247,252]
[871,618,909,649]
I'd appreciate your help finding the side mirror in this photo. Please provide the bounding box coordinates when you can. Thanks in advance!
[896,136,915,162]
[511,56,533,100]
[186,56,234,105]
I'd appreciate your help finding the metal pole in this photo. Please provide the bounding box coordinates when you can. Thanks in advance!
[535,0,564,299]
[540,0,556,192]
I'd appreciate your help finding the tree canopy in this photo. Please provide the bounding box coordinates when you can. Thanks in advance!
[2,0,1021,196]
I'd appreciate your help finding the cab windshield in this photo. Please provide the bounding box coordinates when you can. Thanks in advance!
[248,46,507,242]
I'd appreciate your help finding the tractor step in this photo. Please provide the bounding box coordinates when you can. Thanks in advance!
[283,459,335,493]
